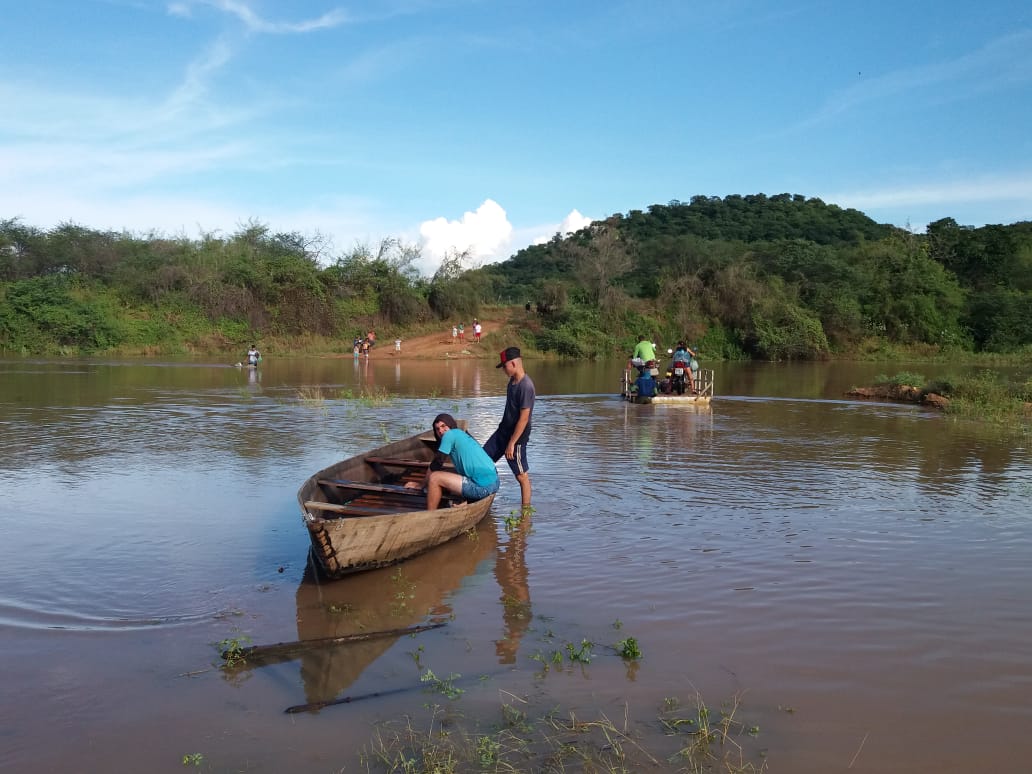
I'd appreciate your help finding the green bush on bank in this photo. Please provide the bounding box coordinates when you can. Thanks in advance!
[877,370,1032,427]
[0,276,126,354]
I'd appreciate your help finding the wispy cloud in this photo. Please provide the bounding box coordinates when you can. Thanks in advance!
[168,0,351,34]
[799,29,1032,129]
[162,37,235,116]
[832,173,1032,209]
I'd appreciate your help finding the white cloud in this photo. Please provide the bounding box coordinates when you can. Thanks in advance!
[418,199,514,273]
[417,201,597,278]
[559,208,592,235]
[530,208,594,245]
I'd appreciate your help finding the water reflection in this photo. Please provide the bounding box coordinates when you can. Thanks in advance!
[291,518,498,706]
[494,516,532,663]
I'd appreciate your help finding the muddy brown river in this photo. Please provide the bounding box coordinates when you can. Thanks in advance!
[1,356,1029,772]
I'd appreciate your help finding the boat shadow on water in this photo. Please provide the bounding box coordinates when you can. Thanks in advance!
[292,516,500,707]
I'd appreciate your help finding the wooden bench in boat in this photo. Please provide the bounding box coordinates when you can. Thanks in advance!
[364,456,456,472]
[318,478,425,496]
[364,456,432,468]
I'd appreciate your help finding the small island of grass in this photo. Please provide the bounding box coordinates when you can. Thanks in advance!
[847,371,1032,427]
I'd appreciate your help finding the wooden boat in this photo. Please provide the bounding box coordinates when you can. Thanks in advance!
[297,427,496,578]
[620,366,716,405]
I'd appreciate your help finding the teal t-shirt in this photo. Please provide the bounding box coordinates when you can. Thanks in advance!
[438,430,499,488]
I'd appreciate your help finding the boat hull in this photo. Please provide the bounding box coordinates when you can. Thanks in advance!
[297,430,495,578]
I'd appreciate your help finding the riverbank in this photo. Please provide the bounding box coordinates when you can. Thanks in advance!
[847,370,1032,426]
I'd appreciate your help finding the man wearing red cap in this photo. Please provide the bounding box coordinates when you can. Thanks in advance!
[484,346,535,509]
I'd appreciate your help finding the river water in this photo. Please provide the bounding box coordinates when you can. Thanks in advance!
[1,356,1029,773]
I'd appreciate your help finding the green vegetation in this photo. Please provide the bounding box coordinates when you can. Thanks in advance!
[215,633,252,668]
[3,198,1031,361]
[616,636,643,660]
[419,668,465,700]
[873,371,929,389]
[875,371,1032,426]
[943,371,1032,423]
[360,691,765,772]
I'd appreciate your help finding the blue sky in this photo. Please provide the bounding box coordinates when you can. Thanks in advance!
[2,1,1030,275]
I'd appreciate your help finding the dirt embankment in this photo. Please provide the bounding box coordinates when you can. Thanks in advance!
[349,320,505,361]
[846,384,950,410]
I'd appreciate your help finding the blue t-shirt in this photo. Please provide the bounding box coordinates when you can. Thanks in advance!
[499,374,535,444]
[438,430,500,488]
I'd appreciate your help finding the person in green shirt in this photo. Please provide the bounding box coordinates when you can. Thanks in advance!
[630,334,658,371]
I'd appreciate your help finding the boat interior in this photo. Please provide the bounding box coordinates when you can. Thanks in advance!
[304,454,460,518]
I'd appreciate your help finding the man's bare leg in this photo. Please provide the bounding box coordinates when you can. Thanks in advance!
[426,471,463,510]
[516,471,531,508]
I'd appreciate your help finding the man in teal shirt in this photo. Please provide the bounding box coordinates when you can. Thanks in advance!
[406,413,499,509]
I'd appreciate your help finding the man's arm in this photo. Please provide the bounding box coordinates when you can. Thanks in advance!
[505,407,531,458]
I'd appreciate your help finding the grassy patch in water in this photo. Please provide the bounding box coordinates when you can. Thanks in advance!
[338,385,396,406]
[359,690,766,773]
[875,370,1031,427]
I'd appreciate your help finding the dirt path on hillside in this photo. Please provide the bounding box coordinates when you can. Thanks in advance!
[354,319,507,361]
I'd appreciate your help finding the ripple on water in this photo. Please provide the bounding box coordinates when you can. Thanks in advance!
[3,377,1032,772]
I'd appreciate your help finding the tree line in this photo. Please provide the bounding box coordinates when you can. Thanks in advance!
[470,195,1032,359]
[1,194,1030,359]
[0,219,486,354]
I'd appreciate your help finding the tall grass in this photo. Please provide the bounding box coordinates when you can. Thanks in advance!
[876,370,1031,427]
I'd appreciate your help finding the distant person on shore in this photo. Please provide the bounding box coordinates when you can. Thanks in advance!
[484,346,535,510]
[394,337,402,353]
[360,330,375,358]
[458,322,465,343]
[452,324,458,342]
[246,345,261,368]
[473,319,482,343]
[405,413,499,509]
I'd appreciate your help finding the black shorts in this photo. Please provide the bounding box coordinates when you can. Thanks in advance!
[483,430,530,477]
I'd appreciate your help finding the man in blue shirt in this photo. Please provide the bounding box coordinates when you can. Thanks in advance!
[406,413,499,509]
[670,341,697,392]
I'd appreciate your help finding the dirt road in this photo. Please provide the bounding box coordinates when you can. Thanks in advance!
[357,320,505,361]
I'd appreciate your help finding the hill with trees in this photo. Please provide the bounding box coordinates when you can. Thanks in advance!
[2,194,1030,360]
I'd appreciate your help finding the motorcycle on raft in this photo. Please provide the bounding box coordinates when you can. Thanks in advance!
[668,351,691,395]
[656,348,697,395]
